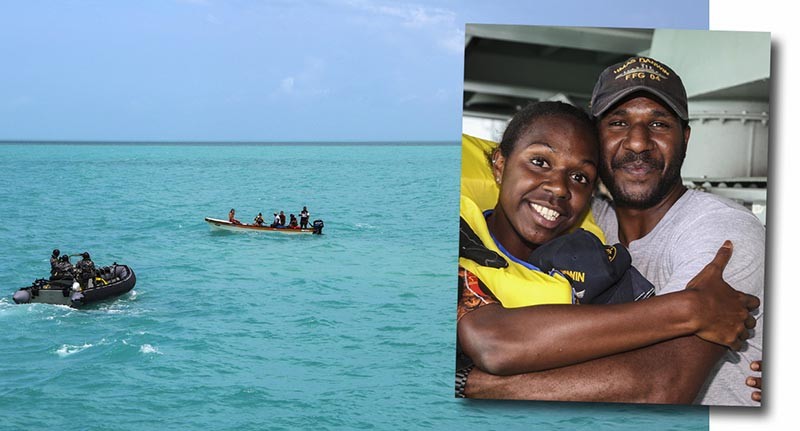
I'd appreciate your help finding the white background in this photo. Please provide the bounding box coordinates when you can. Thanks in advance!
[710,0,795,429]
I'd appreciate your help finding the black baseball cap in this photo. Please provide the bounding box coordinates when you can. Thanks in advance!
[590,56,688,121]
[528,229,655,304]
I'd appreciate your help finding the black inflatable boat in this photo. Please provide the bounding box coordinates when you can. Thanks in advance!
[13,264,136,308]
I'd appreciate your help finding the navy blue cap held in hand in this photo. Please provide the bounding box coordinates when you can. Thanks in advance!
[528,228,655,304]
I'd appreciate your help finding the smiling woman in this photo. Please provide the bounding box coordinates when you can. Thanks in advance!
[488,103,599,259]
[454,101,760,402]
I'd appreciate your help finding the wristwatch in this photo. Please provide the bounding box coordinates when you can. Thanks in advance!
[455,364,475,398]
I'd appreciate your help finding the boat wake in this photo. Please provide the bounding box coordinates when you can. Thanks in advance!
[139,344,162,355]
[56,343,93,357]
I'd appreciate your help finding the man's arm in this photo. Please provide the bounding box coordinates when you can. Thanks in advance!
[747,360,762,403]
[466,335,724,404]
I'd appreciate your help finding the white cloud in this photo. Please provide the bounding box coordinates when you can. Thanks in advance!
[399,94,419,103]
[438,27,465,54]
[398,88,448,105]
[280,77,295,93]
[340,0,462,54]
[379,4,453,28]
[343,0,455,27]
[275,57,331,98]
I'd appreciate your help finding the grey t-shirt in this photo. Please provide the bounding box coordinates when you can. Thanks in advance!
[592,189,765,406]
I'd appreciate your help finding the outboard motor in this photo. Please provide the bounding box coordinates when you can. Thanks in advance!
[312,219,324,235]
[13,290,31,304]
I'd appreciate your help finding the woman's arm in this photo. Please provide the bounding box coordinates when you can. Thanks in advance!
[458,242,759,375]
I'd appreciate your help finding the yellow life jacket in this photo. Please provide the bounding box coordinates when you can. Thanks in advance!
[459,134,606,308]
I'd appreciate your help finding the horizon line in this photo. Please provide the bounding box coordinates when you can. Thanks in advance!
[0,139,459,146]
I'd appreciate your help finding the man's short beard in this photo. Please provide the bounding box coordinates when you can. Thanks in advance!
[600,150,685,210]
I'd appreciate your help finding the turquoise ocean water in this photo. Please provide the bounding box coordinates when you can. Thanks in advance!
[0,144,706,430]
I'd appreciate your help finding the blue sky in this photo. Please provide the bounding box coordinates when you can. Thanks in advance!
[0,0,707,142]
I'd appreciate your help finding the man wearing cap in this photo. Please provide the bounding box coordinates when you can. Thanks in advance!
[463,57,764,406]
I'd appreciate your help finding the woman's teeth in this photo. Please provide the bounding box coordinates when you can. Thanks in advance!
[531,203,560,221]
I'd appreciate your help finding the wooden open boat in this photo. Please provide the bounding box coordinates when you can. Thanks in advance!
[204,217,323,234]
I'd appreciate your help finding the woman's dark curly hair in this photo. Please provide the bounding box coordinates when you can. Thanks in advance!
[495,101,598,160]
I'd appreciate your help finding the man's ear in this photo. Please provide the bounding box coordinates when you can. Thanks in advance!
[683,124,691,148]
[491,149,505,185]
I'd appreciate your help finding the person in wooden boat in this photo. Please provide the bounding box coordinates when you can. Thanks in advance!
[300,206,310,228]
[254,212,265,226]
[228,208,242,225]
